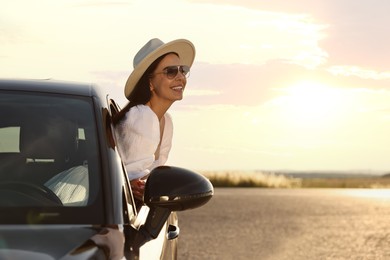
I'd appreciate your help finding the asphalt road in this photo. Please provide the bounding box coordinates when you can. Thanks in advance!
[177,188,390,260]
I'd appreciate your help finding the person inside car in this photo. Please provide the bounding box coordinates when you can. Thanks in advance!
[113,38,196,202]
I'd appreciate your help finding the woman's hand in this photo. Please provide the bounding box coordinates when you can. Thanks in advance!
[130,178,146,201]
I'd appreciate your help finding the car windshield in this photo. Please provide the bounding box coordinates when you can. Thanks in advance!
[0,90,104,223]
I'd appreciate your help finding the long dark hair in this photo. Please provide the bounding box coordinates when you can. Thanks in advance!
[113,52,176,125]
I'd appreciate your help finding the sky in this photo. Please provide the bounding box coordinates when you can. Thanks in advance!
[2,0,390,173]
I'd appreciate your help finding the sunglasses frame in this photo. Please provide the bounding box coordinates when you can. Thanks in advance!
[151,65,190,79]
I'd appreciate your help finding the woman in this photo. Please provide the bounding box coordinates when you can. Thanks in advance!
[113,38,196,201]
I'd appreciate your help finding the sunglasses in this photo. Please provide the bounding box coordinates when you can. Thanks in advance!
[152,65,190,79]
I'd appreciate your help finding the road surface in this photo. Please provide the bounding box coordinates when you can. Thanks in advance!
[178,188,390,260]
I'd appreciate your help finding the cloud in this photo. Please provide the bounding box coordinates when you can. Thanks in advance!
[69,0,130,8]
[191,0,390,71]
[177,60,390,110]
[188,0,324,15]
[2,0,326,81]
[189,4,328,68]
[317,1,390,70]
[179,61,307,107]
[328,66,390,80]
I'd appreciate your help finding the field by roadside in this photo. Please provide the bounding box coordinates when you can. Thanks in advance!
[201,170,390,188]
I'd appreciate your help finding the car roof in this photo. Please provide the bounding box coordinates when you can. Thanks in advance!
[0,78,101,98]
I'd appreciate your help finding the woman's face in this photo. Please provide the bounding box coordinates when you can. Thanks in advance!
[149,53,188,104]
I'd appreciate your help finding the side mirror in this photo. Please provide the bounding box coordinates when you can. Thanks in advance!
[132,166,213,248]
[144,166,214,211]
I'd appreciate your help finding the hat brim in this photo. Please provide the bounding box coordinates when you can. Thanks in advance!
[124,39,196,100]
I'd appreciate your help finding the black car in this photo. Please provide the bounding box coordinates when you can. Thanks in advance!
[0,79,213,259]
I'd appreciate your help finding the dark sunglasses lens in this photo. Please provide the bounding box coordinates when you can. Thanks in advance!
[165,67,179,79]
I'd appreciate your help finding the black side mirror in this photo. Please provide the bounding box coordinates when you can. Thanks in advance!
[132,166,213,248]
[144,166,214,211]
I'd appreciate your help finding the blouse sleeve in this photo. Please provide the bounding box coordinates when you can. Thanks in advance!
[114,105,160,180]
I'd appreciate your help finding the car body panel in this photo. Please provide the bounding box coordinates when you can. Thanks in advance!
[0,225,101,259]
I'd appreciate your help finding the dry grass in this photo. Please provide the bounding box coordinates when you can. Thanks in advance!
[300,177,390,188]
[201,170,390,189]
[201,170,302,188]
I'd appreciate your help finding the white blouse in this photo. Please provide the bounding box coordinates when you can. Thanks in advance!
[114,105,173,180]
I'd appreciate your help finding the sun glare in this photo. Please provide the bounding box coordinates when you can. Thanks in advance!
[345,189,390,200]
[278,81,344,127]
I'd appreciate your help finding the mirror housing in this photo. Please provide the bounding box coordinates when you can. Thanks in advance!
[144,166,214,211]
[131,166,213,248]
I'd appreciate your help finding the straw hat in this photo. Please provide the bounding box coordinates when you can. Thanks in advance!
[124,38,196,100]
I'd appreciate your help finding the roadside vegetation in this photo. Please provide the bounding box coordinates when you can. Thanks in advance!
[201,171,390,188]
[201,171,301,188]
[299,177,390,188]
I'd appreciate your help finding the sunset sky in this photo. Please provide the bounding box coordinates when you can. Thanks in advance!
[2,0,390,173]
